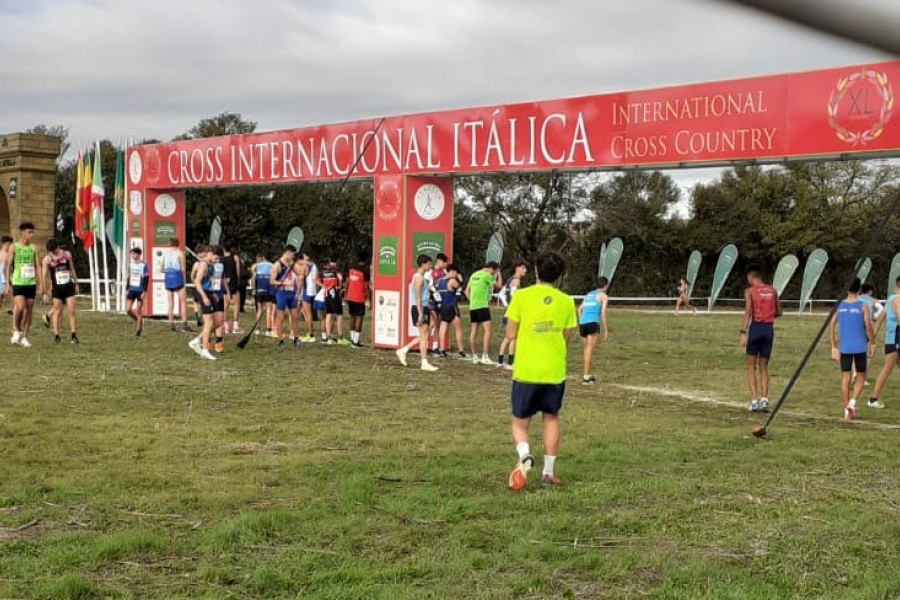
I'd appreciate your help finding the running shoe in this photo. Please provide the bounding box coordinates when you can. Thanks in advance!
[508,455,535,491]
[42,314,51,328]
[54,334,61,344]
[214,343,225,354]
[351,342,366,349]
[232,323,243,334]
[748,401,760,413]
[223,322,231,334]
[479,355,494,366]
[188,337,202,355]
[540,474,562,489]
[844,405,856,422]
[70,333,80,344]
[581,375,595,386]
[327,338,338,345]
[277,340,285,349]
[758,398,770,413]
[337,338,351,346]
[135,329,142,338]
[303,335,317,343]
[199,349,216,360]
[867,399,885,409]
[10,331,20,345]
[421,361,439,372]
[293,338,303,348]
[396,348,408,366]
[457,351,468,360]
[19,338,32,348]
[502,363,513,372]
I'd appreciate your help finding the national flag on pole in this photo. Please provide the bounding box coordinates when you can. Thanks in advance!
[112,147,125,249]
[91,141,105,236]
[74,151,86,240]
[81,152,94,250]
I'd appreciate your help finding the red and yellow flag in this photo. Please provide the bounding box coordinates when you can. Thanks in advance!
[74,151,85,240]
[81,153,94,250]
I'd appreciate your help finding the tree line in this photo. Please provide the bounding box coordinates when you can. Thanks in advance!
[38,114,900,301]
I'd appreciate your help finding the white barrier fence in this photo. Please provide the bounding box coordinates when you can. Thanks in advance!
[72,278,837,314]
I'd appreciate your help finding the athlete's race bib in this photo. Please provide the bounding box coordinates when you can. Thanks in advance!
[326,287,337,299]
[283,276,295,291]
[211,276,222,292]
[55,271,71,286]
[20,264,35,279]
[129,272,142,288]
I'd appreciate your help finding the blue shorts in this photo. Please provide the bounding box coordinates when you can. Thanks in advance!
[314,299,325,312]
[511,381,565,419]
[275,291,298,311]
[164,271,184,291]
[302,293,315,304]
[746,322,774,359]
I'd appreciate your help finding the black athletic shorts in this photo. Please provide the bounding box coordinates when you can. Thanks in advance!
[52,284,76,301]
[126,290,144,302]
[212,294,225,313]
[411,306,430,326]
[12,285,36,300]
[325,295,343,315]
[746,323,774,360]
[165,284,185,292]
[347,301,366,318]
[886,343,900,355]
[840,352,867,374]
[440,304,458,323]
[579,322,599,338]
[511,381,565,419]
[470,307,491,324]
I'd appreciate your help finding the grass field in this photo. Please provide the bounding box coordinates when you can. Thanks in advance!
[2,304,900,599]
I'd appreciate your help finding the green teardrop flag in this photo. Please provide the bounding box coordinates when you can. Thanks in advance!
[600,237,624,284]
[708,244,738,310]
[685,250,702,298]
[799,248,828,312]
[857,257,872,283]
[772,254,800,297]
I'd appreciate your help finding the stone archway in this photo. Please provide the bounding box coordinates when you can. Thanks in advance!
[0,133,61,245]
[0,187,8,237]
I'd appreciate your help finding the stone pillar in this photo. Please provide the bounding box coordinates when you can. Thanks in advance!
[0,133,61,246]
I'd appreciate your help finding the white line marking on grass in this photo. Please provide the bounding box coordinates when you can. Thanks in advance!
[612,384,900,431]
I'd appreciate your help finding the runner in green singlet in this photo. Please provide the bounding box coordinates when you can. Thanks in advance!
[4,222,42,348]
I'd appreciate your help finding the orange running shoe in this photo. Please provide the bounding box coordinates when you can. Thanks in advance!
[215,342,225,354]
[540,474,562,489]
[508,455,535,491]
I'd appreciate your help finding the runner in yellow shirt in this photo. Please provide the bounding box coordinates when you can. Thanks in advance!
[504,252,577,491]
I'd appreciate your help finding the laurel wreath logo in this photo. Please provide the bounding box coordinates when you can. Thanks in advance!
[827,69,894,146]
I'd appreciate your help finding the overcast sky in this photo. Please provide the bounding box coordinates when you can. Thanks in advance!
[0,0,894,192]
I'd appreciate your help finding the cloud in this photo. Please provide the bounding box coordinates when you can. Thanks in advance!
[0,0,892,161]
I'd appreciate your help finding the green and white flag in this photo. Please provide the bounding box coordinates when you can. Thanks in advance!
[708,244,738,310]
[209,216,223,246]
[685,250,702,298]
[485,232,504,264]
[599,237,624,284]
[597,242,607,278]
[772,254,800,297]
[856,257,873,283]
[799,248,828,313]
[286,226,304,251]
[888,253,900,294]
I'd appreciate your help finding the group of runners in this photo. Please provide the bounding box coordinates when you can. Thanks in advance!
[739,266,900,422]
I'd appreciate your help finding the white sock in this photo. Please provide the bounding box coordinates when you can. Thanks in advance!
[849,398,857,409]
[516,442,530,461]
[761,397,768,403]
[482,353,490,361]
[543,455,556,477]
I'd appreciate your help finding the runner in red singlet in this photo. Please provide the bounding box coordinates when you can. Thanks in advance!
[739,266,782,413]
[345,258,370,348]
